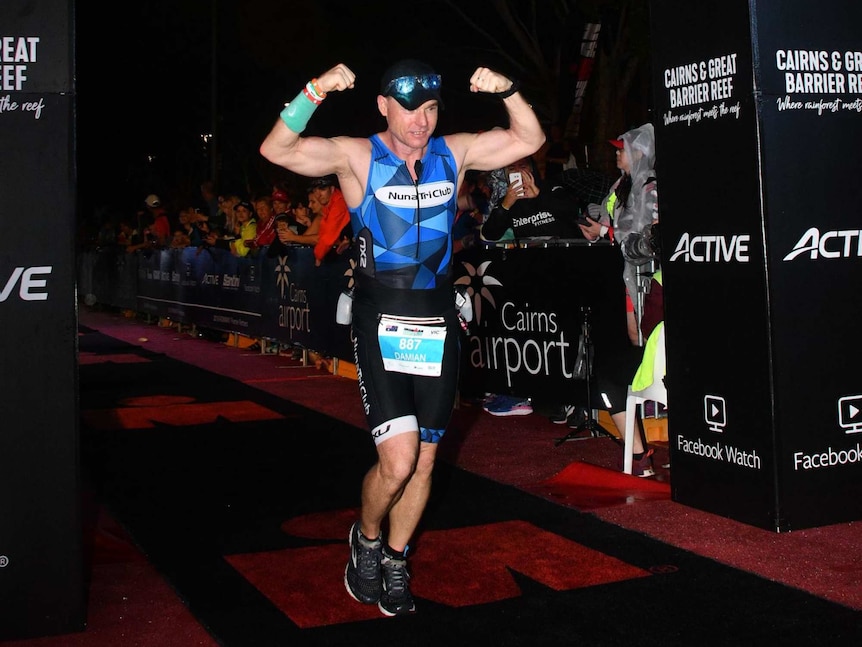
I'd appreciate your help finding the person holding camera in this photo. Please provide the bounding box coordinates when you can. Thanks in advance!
[579,123,658,345]
[480,156,586,242]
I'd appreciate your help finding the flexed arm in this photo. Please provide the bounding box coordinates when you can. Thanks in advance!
[259,63,358,178]
[452,67,546,173]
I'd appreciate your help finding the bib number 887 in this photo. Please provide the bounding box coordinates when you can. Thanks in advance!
[399,338,422,350]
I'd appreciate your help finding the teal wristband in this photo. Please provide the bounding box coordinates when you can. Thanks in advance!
[279,89,318,133]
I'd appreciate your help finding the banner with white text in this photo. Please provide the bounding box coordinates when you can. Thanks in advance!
[0,0,84,640]
[650,0,862,530]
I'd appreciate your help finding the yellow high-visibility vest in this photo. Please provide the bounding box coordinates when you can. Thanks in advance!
[606,192,617,218]
[631,270,663,391]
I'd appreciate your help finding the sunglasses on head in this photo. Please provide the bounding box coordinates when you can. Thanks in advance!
[383,74,442,97]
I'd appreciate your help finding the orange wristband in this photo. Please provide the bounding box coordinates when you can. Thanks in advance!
[310,78,327,99]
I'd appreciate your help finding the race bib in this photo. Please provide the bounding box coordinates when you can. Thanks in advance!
[377,314,447,377]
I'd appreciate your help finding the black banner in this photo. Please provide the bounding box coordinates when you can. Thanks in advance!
[0,0,85,640]
[457,243,627,402]
[650,0,862,530]
[130,246,355,361]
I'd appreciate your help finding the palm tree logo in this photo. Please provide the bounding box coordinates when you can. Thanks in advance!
[454,260,502,325]
[275,255,291,299]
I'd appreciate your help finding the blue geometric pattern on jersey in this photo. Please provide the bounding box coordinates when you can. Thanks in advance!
[351,135,458,289]
[420,426,445,444]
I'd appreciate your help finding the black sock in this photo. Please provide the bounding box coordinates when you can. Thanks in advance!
[383,544,407,559]
[359,529,380,543]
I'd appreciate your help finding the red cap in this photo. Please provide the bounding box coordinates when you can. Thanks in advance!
[609,139,625,149]
[271,189,290,203]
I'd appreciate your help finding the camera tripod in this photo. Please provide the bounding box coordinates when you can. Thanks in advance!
[554,306,619,446]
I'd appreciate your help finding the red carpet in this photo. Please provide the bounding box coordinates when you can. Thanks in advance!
[525,460,671,510]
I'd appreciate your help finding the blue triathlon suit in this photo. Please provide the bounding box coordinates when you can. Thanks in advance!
[349,134,461,446]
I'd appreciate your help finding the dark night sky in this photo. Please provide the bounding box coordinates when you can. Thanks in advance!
[75,1,605,218]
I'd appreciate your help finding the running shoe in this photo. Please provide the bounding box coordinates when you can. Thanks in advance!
[548,404,576,424]
[564,407,590,429]
[378,549,416,616]
[344,522,383,604]
[629,448,656,478]
[483,395,533,416]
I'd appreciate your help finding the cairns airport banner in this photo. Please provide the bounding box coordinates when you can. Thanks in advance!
[650,0,862,530]
[456,243,626,404]
[0,0,84,641]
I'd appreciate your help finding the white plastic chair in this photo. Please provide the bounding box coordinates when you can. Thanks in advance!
[623,325,667,475]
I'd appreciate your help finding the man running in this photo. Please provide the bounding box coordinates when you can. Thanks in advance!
[260,59,544,616]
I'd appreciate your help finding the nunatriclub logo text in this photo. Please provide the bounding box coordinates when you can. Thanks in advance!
[783,227,862,261]
[375,181,454,209]
[0,265,51,301]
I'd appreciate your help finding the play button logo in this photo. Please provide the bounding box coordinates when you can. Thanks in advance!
[838,395,862,434]
[703,395,727,433]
